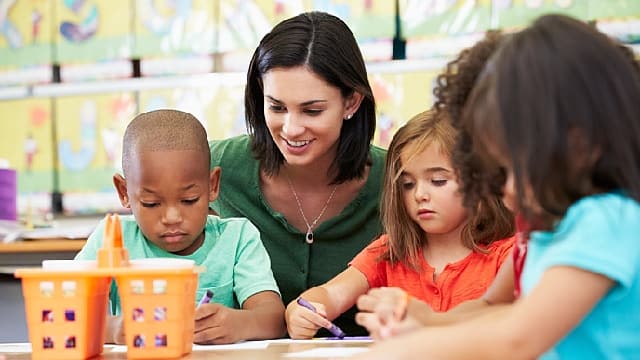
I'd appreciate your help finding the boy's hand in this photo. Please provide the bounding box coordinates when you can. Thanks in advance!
[285,299,333,339]
[106,315,126,344]
[194,303,243,344]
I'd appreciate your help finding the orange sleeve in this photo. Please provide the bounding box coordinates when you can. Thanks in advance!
[492,236,516,267]
[349,235,389,288]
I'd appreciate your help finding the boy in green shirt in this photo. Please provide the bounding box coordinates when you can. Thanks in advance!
[76,109,285,344]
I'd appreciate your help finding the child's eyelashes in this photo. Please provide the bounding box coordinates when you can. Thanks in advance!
[431,179,447,187]
[182,198,199,205]
[139,198,200,208]
[140,201,159,208]
[399,179,448,190]
[401,181,415,190]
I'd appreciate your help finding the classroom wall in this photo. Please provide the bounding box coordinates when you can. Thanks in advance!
[0,0,638,217]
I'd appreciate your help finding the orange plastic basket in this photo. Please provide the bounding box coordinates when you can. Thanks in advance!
[15,264,110,359]
[15,214,200,359]
[113,263,198,359]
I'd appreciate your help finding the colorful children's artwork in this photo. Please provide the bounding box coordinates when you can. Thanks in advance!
[310,0,395,40]
[0,0,53,70]
[54,0,132,63]
[54,93,135,214]
[138,78,246,141]
[216,0,282,53]
[400,0,492,37]
[133,0,216,58]
[369,69,438,148]
[216,0,393,53]
[0,98,54,214]
[588,0,640,20]
[490,0,588,31]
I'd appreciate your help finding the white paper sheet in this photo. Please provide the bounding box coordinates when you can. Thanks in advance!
[0,343,32,353]
[108,341,269,352]
[283,346,369,358]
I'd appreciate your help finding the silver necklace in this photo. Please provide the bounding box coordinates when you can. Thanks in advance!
[286,175,338,244]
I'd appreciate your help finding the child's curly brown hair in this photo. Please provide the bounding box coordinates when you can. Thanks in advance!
[433,30,504,126]
[432,30,509,212]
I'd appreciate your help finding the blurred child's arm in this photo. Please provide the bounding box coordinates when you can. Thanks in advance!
[356,254,516,339]
[285,267,369,339]
[105,315,125,344]
[193,290,284,344]
[352,266,614,360]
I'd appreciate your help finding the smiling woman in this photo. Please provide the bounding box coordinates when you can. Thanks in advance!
[208,11,386,336]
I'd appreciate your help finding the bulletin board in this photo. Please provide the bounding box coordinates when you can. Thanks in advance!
[0,98,54,191]
[588,0,640,20]
[138,80,247,141]
[400,0,492,37]
[216,0,284,53]
[0,0,53,70]
[133,0,216,58]
[0,98,54,214]
[490,0,588,31]
[369,69,438,148]
[216,0,395,53]
[54,93,135,193]
[308,0,395,40]
[54,0,132,63]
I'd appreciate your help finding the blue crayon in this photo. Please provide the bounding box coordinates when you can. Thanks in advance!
[297,297,345,339]
[198,290,214,307]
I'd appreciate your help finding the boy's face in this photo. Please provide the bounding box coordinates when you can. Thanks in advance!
[113,149,220,255]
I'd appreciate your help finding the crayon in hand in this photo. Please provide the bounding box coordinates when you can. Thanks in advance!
[297,297,345,339]
[198,290,213,307]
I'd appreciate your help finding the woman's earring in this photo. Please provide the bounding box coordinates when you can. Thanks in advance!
[345,114,353,120]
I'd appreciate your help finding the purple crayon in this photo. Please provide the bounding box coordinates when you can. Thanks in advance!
[296,297,345,339]
[198,290,213,307]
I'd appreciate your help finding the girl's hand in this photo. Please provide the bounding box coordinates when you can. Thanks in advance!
[194,303,243,344]
[285,299,334,339]
[357,287,409,325]
[355,310,422,340]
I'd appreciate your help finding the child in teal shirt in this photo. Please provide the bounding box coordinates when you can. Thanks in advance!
[75,109,285,344]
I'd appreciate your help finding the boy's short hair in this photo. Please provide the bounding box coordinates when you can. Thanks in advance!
[122,109,209,177]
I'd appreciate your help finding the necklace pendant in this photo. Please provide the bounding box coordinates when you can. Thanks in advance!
[305,231,314,244]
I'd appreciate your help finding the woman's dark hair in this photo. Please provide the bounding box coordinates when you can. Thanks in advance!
[462,14,640,228]
[245,11,376,184]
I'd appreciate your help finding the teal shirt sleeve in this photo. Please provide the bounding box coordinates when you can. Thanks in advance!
[232,220,281,306]
[529,194,640,289]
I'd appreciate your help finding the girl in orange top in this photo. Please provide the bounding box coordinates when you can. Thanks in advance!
[284,110,515,339]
